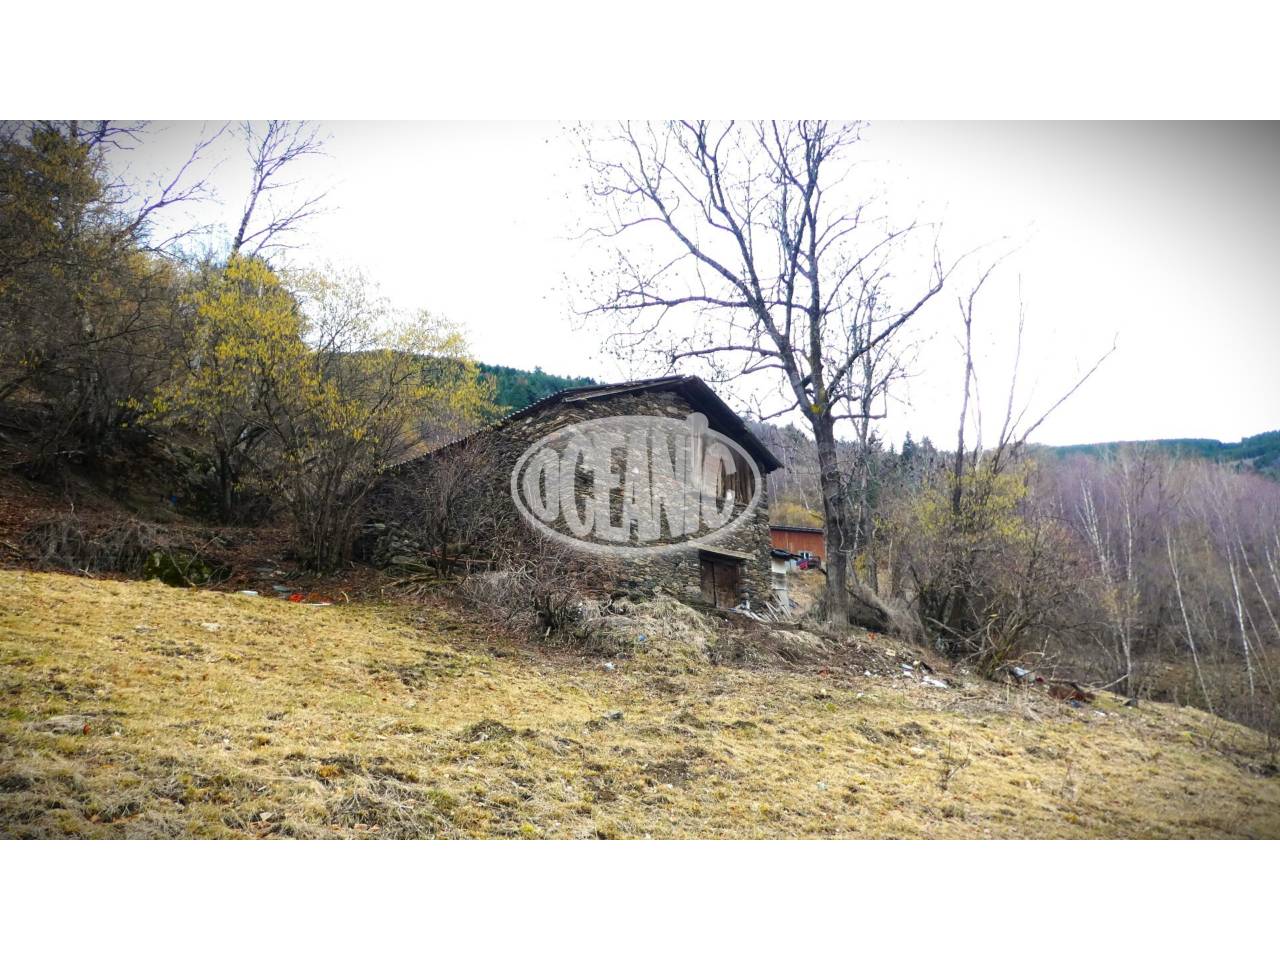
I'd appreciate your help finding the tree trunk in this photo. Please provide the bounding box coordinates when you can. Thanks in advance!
[813,415,849,628]
[1167,530,1215,713]
[216,448,234,521]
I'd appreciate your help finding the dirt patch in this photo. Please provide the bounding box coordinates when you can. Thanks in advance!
[639,747,709,788]
[0,774,33,793]
[372,649,475,688]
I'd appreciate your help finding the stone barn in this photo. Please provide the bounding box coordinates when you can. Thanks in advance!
[385,376,783,610]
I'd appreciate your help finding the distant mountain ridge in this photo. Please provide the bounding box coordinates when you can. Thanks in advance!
[474,362,1279,480]
[1043,430,1280,476]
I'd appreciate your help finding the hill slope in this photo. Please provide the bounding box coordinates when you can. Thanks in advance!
[1,570,1277,838]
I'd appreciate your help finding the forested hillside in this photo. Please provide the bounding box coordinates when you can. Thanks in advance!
[1046,431,1280,477]
[477,363,595,414]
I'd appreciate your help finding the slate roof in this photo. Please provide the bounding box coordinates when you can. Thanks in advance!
[397,374,783,473]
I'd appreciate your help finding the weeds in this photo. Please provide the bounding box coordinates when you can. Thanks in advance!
[938,736,971,792]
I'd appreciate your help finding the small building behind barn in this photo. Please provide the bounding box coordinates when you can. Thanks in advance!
[769,524,825,566]
[770,548,796,609]
[379,376,783,611]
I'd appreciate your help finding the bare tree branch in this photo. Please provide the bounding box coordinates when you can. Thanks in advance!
[232,121,329,258]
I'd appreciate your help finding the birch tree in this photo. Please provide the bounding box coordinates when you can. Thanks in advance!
[231,121,328,259]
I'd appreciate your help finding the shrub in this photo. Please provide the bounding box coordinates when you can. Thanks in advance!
[897,461,1084,676]
[21,513,227,584]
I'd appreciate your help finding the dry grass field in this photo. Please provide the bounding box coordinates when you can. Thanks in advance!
[2,569,1278,839]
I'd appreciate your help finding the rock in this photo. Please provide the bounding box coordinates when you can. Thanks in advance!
[460,719,516,742]
[602,661,616,672]
[34,715,92,734]
[200,622,221,632]
[604,710,624,721]
[1048,681,1095,703]
[143,549,223,588]
[388,555,432,572]
[837,582,892,631]
[921,676,948,689]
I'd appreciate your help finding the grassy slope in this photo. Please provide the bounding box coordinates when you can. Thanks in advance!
[1,570,1277,839]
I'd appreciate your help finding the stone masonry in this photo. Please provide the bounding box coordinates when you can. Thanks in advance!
[386,380,779,610]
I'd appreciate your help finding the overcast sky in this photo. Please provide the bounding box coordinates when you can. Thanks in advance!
[123,120,1280,448]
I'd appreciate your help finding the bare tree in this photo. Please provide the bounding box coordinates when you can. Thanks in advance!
[1041,449,1280,730]
[953,265,1114,501]
[1076,449,1172,697]
[844,306,912,589]
[913,259,1112,668]
[576,121,954,625]
[385,432,500,574]
[231,121,328,258]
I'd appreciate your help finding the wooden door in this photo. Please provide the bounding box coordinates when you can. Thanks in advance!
[700,555,742,609]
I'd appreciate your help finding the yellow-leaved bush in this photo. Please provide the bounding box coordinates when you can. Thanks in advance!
[893,459,1082,675]
[150,255,496,568]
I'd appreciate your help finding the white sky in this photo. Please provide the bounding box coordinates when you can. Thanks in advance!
[123,120,1280,448]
